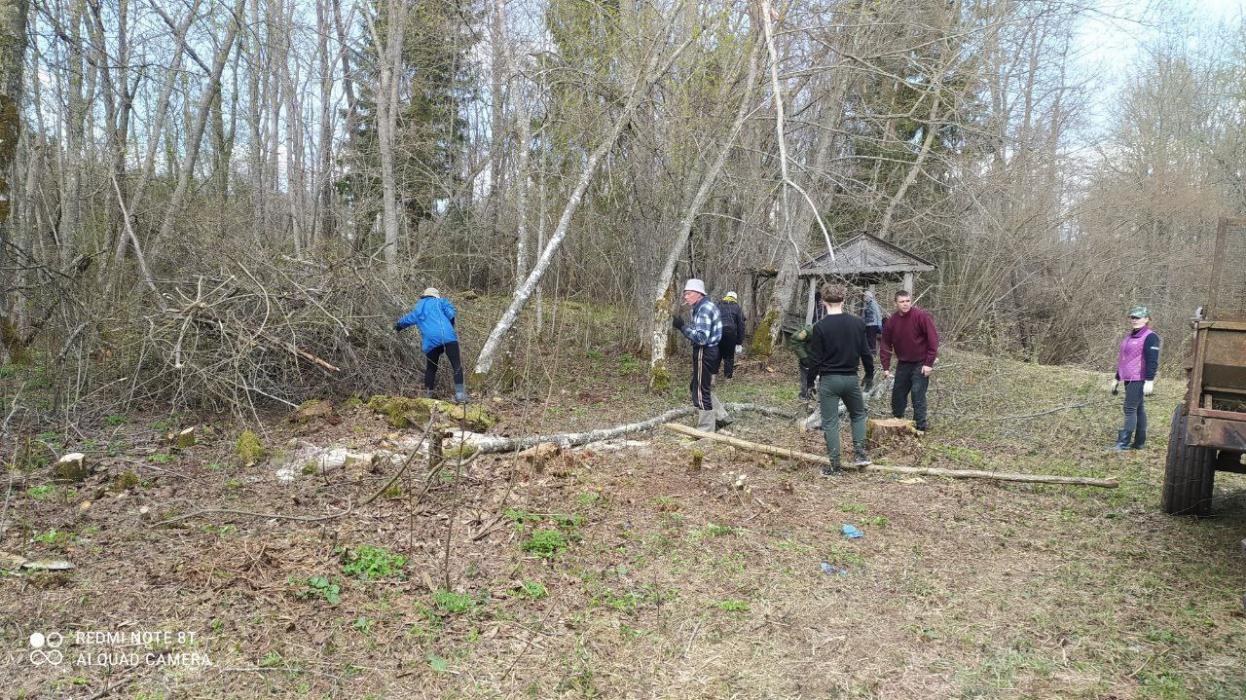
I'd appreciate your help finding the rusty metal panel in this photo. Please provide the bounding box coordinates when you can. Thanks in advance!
[1202,327,1246,389]
[1187,414,1246,451]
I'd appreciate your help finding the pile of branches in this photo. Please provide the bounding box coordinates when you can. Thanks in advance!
[100,250,430,417]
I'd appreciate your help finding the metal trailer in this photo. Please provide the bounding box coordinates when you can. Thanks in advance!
[1162,217,1246,516]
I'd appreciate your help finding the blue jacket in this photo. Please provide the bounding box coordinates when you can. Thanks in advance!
[861,297,883,329]
[395,297,458,352]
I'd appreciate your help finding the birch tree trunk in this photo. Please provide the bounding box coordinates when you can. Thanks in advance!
[153,2,242,248]
[368,0,406,276]
[112,0,197,269]
[88,0,134,271]
[58,0,84,268]
[313,0,335,243]
[472,35,693,377]
[647,39,761,386]
[486,0,507,256]
[491,0,532,289]
[758,105,838,356]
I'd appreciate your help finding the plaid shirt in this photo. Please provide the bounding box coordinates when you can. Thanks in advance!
[682,297,722,346]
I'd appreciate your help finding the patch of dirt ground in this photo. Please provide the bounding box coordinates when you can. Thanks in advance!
[3,348,1245,699]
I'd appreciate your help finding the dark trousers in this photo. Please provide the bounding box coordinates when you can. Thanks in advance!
[720,332,738,378]
[1122,380,1147,435]
[425,341,464,391]
[690,345,720,410]
[866,326,880,354]
[799,362,816,400]
[891,361,929,430]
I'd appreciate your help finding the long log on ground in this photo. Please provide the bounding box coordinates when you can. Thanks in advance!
[469,403,793,454]
[663,423,1119,488]
[471,407,695,453]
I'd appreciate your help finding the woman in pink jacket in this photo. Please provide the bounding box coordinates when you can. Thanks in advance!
[1110,305,1161,450]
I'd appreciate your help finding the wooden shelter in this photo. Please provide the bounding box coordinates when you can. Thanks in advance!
[751,233,936,334]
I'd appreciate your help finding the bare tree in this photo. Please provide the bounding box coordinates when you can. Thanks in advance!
[472,26,694,377]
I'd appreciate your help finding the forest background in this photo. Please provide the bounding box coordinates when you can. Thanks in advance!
[0,0,1243,417]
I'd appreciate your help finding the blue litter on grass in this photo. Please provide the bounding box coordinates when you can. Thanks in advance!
[820,562,848,576]
[841,524,864,539]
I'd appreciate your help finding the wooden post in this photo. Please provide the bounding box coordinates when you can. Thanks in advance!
[902,272,913,294]
[805,277,816,324]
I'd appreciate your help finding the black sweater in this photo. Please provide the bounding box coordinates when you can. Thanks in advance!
[807,312,875,377]
[719,301,746,340]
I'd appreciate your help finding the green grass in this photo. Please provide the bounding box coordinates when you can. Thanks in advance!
[696,523,739,538]
[26,484,55,500]
[512,580,548,600]
[521,529,569,558]
[431,590,476,615]
[340,545,408,580]
[576,491,604,507]
[33,528,72,549]
[292,575,341,605]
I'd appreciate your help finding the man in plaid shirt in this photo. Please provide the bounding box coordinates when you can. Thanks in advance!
[672,278,731,432]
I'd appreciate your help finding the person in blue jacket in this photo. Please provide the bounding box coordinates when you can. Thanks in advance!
[394,288,467,402]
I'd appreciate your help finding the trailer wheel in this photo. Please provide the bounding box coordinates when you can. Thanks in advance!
[1162,403,1216,515]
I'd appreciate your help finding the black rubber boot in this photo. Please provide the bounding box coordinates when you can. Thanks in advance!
[820,461,842,477]
[1111,430,1132,451]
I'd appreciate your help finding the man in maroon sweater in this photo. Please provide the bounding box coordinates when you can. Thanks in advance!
[880,289,939,432]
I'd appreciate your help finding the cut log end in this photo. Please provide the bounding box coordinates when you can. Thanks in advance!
[867,418,918,443]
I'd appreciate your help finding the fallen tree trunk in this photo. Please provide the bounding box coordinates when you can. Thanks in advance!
[470,407,696,454]
[663,423,1119,488]
[466,402,793,455]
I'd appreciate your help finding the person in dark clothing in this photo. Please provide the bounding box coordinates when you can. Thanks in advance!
[807,283,876,476]
[1110,305,1161,450]
[718,292,746,379]
[860,289,884,355]
[797,293,829,401]
[880,289,939,432]
[394,288,468,403]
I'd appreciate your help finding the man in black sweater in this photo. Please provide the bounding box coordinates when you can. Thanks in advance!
[807,283,875,476]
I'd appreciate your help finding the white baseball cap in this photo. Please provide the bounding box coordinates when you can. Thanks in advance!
[421,288,440,298]
[683,279,707,296]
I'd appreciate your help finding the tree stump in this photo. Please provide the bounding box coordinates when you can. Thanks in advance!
[867,418,917,446]
[53,453,89,483]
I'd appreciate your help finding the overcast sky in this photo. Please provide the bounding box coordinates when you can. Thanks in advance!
[1076,0,1244,128]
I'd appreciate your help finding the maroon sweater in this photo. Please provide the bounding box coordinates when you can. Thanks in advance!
[880,306,939,371]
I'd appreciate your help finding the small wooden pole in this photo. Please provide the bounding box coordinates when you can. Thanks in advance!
[662,423,1118,488]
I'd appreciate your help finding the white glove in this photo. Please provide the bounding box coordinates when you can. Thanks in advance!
[1143,380,1154,396]
[735,345,744,357]
[1108,379,1119,395]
